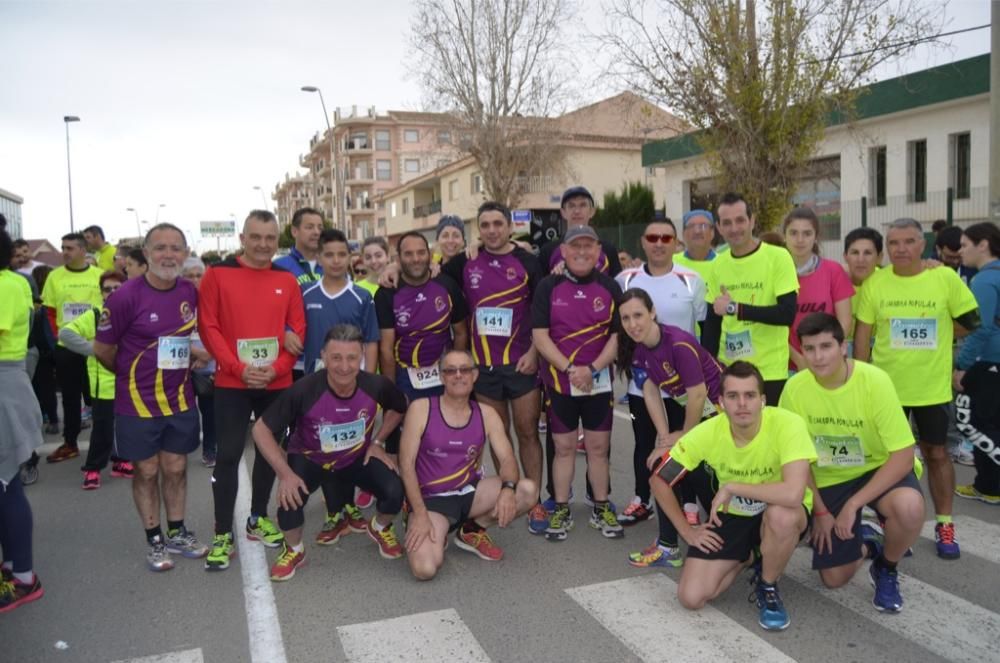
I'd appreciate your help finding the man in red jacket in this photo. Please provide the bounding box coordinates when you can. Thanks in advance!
[198,210,306,571]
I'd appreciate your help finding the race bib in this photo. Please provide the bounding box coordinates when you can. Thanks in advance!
[724,330,753,360]
[475,306,513,337]
[157,336,191,370]
[407,365,442,390]
[237,337,279,367]
[815,434,865,467]
[62,302,91,323]
[727,495,766,516]
[317,418,366,453]
[674,393,718,419]
[890,318,937,350]
[571,367,613,396]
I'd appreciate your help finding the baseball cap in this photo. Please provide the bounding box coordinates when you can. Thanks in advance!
[563,225,599,244]
[560,186,594,207]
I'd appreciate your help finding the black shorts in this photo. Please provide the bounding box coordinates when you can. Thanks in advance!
[546,391,613,434]
[421,491,477,532]
[686,505,810,562]
[812,469,923,570]
[903,403,949,445]
[474,364,539,401]
[114,408,200,462]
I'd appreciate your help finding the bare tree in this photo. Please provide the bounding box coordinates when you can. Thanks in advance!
[408,0,577,207]
[601,0,942,228]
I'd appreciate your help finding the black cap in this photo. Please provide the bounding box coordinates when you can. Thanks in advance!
[560,186,594,207]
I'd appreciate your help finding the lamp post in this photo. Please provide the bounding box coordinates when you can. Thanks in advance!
[126,207,141,238]
[252,185,268,211]
[64,116,80,232]
[155,203,166,223]
[301,85,339,232]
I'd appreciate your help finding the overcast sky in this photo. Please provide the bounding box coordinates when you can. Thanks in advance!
[0,0,991,253]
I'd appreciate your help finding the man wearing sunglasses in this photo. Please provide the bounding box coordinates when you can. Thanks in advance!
[400,349,538,578]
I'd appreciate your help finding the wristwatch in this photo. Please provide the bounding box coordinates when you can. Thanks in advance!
[501,480,517,492]
[725,302,738,316]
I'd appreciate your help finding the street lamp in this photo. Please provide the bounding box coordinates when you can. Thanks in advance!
[252,185,268,211]
[64,116,80,232]
[301,85,339,232]
[155,203,166,223]
[126,207,141,238]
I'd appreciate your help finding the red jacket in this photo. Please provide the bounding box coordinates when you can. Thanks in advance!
[198,256,305,390]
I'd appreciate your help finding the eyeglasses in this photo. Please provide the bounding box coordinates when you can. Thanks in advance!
[644,234,676,244]
[101,286,120,294]
[440,366,476,376]
[354,269,367,276]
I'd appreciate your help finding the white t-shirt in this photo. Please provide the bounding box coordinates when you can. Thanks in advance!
[616,263,707,396]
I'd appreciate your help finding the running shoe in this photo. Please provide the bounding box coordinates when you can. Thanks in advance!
[366,519,404,559]
[861,520,885,552]
[355,489,374,509]
[750,580,790,631]
[934,522,960,559]
[316,512,349,546]
[628,541,683,568]
[617,496,653,525]
[545,505,574,542]
[576,433,586,454]
[81,470,100,490]
[951,439,975,466]
[166,526,209,559]
[0,574,44,613]
[204,533,236,571]
[202,454,216,468]
[343,504,368,532]
[537,419,547,434]
[45,444,79,464]
[617,394,629,405]
[527,503,550,535]
[542,489,573,512]
[583,494,616,513]
[269,545,306,582]
[590,503,624,539]
[246,516,284,548]
[19,454,39,486]
[110,461,134,479]
[955,484,1000,505]
[147,538,175,572]
[455,527,504,561]
[869,561,903,613]
[43,422,60,435]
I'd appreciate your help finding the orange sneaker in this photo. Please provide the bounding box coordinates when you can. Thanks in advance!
[455,526,503,561]
[269,545,305,582]
[366,518,403,559]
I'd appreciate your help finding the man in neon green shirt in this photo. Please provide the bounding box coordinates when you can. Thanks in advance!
[83,225,117,272]
[673,209,717,284]
[650,361,816,631]
[781,313,924,612]
[702,193,799,405]
[854,217,979,560]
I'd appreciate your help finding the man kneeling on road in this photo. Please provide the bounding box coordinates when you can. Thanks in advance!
[251,324,408,582]
[651,361,816,631]
[400,349,537,580]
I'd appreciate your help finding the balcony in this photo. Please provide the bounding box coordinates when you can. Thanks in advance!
[413,200,442,218]
[343,137,373,154]
[514,175,560,194]
[345,165,374,184]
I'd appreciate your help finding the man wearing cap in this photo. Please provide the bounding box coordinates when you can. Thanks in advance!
[538,186,623,278]
[674,210,718,285]
[532,224,623,541]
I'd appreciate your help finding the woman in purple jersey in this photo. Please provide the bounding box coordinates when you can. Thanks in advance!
[616,288,721,569]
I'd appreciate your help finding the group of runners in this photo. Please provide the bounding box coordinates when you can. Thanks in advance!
[1,187,998,633]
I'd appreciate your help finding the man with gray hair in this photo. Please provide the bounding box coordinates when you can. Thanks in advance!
[854,217,980,560]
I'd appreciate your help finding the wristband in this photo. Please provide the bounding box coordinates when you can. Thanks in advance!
[588,363,598,374]
[813,510,831,517]
[501,480,517,492]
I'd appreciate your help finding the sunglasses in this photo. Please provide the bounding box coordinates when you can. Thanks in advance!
[102,286,121,294]
[440,366,476,376]
[354,268,367,276]
[644,233,676,244]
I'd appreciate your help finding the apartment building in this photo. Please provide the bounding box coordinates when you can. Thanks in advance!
[272,172,315,229]
[0,188,24,238]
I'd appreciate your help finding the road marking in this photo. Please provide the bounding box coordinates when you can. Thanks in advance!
[784,548,1000,663]
[236,455,287,663]
[111,648,203,663]
[613,408,632,422]
[337,608,492,662]
[566,575,797,663]
[920,515,1000,564]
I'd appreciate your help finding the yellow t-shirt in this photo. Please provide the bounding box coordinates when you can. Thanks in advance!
[95,243,116,272]
[40,264,103,336]
[856,266,978,406]
[355,278,378,297]
[706,242,799,380]
[0,270,33,361]
[671,406,817,514]
[673,252,715,286]
[779,361,920,488]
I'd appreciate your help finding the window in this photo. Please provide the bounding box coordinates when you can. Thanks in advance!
[376,159,392,181]
[402,197,409,214]
[437,130,451,144]
[390,202,397,217]
[375,130,391,151]
[349,132,368,149]
[404,129,419,143]
[868,146,886,207]
[907,139,927,203]
[950,132,971,200]
[471,173,482,194]
[449,179,458,200]
[404,159,420,173]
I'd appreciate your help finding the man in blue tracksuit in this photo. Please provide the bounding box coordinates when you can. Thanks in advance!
[274,207,325,378]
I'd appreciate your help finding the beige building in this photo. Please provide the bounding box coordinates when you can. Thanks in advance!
[381,92,685,248]
[271,172,315,230]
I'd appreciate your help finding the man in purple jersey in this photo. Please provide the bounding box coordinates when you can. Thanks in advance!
[251,324,408,582]
[537,186,622,277]
[400,349,537,579]
[532,225,623,542]
[94,223,211,572]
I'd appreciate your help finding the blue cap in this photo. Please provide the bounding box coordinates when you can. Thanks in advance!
[682,209,714,227]
[435,215,465,239]
[560,186,594,207]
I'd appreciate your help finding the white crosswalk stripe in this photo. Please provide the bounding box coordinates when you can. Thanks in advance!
[920,515,1000,564]
[337,608,492,662]
[784,548,1000,663]
[566,575,797,663]
[111,648,204,663]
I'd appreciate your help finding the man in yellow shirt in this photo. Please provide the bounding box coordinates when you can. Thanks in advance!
[855,218,979,559]
[781,313,924,613]
[650,361,816,631]
[83,225,116,272]
[673,208,717,284]
[701,193,799,405]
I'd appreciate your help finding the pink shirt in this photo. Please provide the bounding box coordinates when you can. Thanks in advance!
[790,258,855,356]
